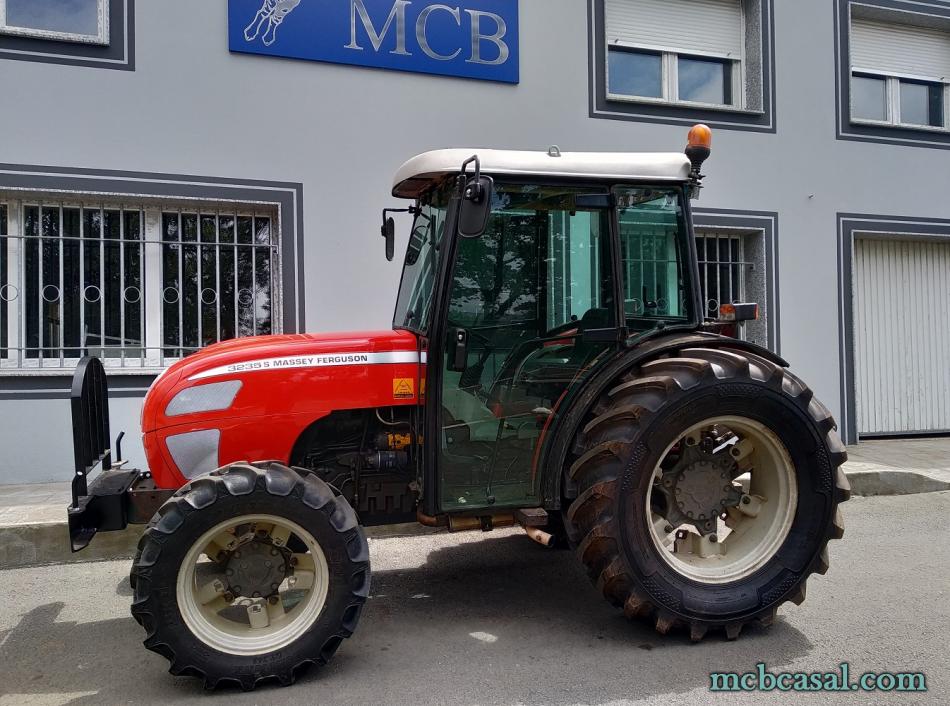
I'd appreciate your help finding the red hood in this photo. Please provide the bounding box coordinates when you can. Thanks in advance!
[142,329,421,432]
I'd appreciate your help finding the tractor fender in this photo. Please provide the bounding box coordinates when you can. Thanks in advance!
[536,331,789,509]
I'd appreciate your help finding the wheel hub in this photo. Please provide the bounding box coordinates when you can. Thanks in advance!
[656,443,742,535]
[225,540,290,598]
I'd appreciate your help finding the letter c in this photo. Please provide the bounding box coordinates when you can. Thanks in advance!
[417,5,462,60]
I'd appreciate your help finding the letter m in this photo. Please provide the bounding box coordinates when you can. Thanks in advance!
[709,673,740,691]
[346,0,412,55]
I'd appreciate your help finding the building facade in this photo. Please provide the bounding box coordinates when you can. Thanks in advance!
[1,0,948,485]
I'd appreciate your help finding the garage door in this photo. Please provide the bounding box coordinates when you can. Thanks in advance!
[854,237,950,435]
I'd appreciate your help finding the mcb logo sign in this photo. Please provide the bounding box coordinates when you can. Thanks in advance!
[228,0,520,83]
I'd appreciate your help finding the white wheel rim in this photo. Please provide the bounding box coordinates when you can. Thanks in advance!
[176,514,330,656]
[645,416,798,585]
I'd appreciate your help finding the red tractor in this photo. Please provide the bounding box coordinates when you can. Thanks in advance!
[67,126,849,690]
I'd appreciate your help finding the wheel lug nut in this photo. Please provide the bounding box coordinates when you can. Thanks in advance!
[268,596,279,605]
[663,524,673,533]
[709,534,718,542]
[742,496,751,505]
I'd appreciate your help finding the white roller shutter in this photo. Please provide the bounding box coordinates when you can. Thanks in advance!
[854,238,950,436]
[851,19,950,80]
[605,0,743,57]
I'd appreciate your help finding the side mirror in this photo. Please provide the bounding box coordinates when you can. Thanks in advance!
[381,216,395,262]
[458,176,493,239]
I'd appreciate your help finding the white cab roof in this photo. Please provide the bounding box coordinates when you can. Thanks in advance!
[392,148,691,198]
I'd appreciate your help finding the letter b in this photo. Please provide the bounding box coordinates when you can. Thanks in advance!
[465,10,509,65]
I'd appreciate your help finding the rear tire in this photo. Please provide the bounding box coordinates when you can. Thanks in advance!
[130,462,370,690]
[566,346,850,640]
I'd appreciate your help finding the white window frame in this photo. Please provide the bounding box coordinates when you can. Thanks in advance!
[0,194,282,373]
[607,43,745,110]
[850,68,949,132]
[0,0,109,46]
[604,0,747,111]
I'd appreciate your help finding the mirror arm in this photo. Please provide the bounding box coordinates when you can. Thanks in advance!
[459,155,484,202]
[382,207,413,222]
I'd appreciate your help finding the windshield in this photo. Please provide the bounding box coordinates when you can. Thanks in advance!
[393,185,451,332]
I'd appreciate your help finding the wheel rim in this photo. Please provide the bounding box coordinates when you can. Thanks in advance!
[645,416,798,584]
[176,514,330,656]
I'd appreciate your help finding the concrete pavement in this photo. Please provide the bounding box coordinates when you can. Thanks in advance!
[0,492,946,705]
[1,437,949,569]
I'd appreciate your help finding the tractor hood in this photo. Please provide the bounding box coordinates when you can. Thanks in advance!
[141,329,423,434]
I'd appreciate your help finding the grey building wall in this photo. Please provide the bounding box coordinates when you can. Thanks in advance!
[0,0,948,484]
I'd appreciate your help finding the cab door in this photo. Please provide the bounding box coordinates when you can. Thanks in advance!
[434,184,619,512]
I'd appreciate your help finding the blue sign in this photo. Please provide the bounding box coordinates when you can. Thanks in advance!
[228,0,519,84]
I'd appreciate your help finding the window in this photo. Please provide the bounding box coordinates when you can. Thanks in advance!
[161,211,276,358]
[615,187,692,329]
[608,48,662,99]
[0,197,280,370]
[0,205,7,359]
[849,17,949,130]
[695,229,772,347]
[696,233,746,320]
[394,188,451,332]
[604,0,744,109]
[852,74,887,122]
[679,55,733,105]
[446,186,614,332]
[0,0,109,45]
[851,72,945,128]
[438,183,616,512]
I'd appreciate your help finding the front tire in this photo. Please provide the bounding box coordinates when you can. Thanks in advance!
[130,462,370,689]
[566,347,850,640]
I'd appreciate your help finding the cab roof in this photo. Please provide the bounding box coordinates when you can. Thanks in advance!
[392,148,692,199]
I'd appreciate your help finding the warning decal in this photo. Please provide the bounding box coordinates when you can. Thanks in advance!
[393,378,415,399]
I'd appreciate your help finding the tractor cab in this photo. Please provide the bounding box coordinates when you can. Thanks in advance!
[385,137,721,514]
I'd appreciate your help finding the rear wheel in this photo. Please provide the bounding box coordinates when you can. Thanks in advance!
[566,347,850,640]
[130,462,369,689]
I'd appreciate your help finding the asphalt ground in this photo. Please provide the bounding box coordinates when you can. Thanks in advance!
[0,492,947,706]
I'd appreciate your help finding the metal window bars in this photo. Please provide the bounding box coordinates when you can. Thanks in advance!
[695,233,752,320]
[0,199,279,370]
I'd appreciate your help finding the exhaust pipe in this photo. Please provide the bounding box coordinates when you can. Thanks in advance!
[524,526,555,548]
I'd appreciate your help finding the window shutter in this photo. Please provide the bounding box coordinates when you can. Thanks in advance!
[851,19,950,80]
[604,0,743,58]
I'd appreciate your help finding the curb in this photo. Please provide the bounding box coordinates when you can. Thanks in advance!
[2,469,949,570]
[844,470,950,497]
[0,519,443,571]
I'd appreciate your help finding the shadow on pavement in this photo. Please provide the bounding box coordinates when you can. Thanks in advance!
[0,534,815,705]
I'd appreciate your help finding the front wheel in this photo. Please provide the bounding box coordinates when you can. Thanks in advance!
[130,462,370,690]
[566,346,850,640]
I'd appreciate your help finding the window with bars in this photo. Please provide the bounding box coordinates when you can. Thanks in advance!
[0,197,279,370]
[695,233,748,319]
[160,212,274,358]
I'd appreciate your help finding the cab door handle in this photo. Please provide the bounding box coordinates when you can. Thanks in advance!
[448,328,468,372]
